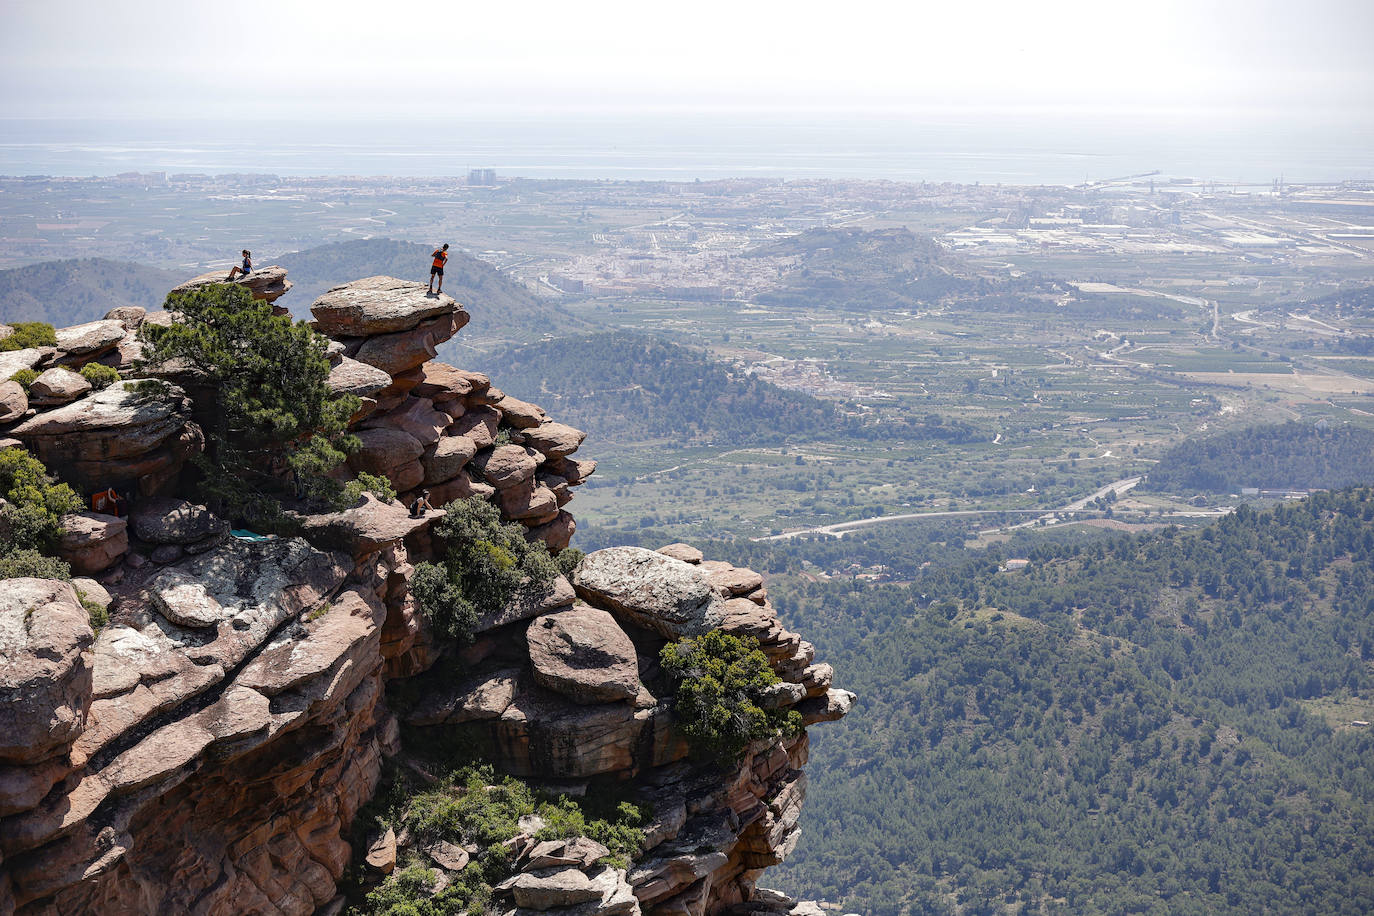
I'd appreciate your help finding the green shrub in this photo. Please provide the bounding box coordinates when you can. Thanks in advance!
[0,447,83,555]
[9,368,39,391]
[78,592,109,633]
[555,547,585,579]
[0,548,71,580]
[660,630,803,763]
[410,497,559,643]
[0,322,57,352]
[340,472,397,506]
[79,362,120,390]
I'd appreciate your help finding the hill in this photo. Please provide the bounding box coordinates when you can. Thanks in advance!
[0,257,182,324]
[464,332,848,449]
[767,488,1374,914]
[275,238,584,342]
[1143,420,1374,494]
[752,226,1066,314]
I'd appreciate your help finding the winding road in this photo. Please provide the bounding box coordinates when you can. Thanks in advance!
[754,476,1143,541]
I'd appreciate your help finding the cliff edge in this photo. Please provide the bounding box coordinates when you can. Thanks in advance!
[0,270,852,915]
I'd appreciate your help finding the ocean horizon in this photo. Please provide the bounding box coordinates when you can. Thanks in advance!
[2,111,1371,186]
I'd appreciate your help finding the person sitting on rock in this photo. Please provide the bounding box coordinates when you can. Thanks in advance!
[409,489,434,518]
[427,244,449,295]
[227,249,253,280]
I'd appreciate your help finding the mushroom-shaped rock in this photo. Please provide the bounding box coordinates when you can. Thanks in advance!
[54,320,126,358]
[327,356,392,399]
[657,543,703,565]
[573,547,725,639]
[27,367,91,407]
[56,512,128,575]
[130,497,228,546]
[350,312,470,377]
[0,579,94,765]
[310,276,458,336]
[526,606,642,704]
[0,380,28,424]
[472,444,541,487]
[171,266,292,304]
[548,456,597,485]
[523,421,586,459]
[705,565,765,597]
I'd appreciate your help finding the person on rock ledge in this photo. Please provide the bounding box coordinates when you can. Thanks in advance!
[227,249,252,280]
[427,243,449,295]
[409,489,434,518]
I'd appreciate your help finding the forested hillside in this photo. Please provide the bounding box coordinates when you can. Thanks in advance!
[0,257,181,323]
[1144,421,1374,494]
[771,489,1374,914]
[465,332,846,448]
[276,238,583,340]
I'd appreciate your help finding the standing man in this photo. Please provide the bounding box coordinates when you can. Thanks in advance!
[428,243,449,295]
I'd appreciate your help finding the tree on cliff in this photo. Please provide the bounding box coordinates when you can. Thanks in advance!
[139,284,360,520]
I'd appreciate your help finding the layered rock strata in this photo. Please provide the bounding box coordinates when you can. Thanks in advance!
[0,272,848,916]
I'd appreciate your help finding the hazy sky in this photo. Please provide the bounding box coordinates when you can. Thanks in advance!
[3,0,1372,120]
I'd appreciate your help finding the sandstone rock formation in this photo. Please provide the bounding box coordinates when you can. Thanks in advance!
[170,265,292,308]
[0,272,849,916]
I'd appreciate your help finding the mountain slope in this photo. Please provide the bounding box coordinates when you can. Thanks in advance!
[1144,420,1374,494]
[464,331,847,449]
[0,257,182,324]
[769,489,1374,914]
[275,238,583,341]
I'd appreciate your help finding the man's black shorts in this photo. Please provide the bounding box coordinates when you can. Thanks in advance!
[430,266,444,277]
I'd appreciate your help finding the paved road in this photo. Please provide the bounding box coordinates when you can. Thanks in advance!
[754,476,1143,542]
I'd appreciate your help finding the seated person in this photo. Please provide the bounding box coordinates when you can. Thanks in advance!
[409,489,434,518]
[227,249,253,280]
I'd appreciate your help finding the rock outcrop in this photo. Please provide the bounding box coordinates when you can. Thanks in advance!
[0,271,849,916]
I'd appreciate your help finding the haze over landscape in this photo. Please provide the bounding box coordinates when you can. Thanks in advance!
[3,2,1374,915]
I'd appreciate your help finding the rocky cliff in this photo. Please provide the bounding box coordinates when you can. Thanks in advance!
[0,270,852,915]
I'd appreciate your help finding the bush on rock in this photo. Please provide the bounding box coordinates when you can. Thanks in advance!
[411,496,559,643]
[661,629,802,763]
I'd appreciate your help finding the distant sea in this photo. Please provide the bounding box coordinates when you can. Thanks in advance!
[1,112,1371,185]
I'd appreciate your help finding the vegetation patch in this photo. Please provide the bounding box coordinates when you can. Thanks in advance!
[660,629,802,762]
[78,362,120,390]
[410,497,560,643]
[0,321,57,352]
[346,763,646,915]
[0,447,83,558]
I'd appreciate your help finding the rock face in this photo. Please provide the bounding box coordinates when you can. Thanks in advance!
[9,380,202,497]
[0,273,848,916]
[170,265,293,305]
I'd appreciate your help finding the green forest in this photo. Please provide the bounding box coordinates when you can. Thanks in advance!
[769,488,1374,914]
[1144,420,1374,494]
[0,257,181,324]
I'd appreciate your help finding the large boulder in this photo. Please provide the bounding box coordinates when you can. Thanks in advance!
[56,512,128,575]
[472,444,541,488]
[295,493,440,561]
[526,606,642,704]
[526,510,576,553]
[349,427,424,476]
[420,435,479,485]
[523,421,585,459]
[0,348,47,380]
[170,266,292,304]
[27,368,91,407]
[327,356,392,399]
[413,363,487,402]
[129,497,228,546]
[364,397,449,447]
[0,380,27,424]
[351,313,469,376]
[9,381,200,494]
[310,276,459,336]
[573,547,725,639]
[0,579,94,765]
[53,320,126,359]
